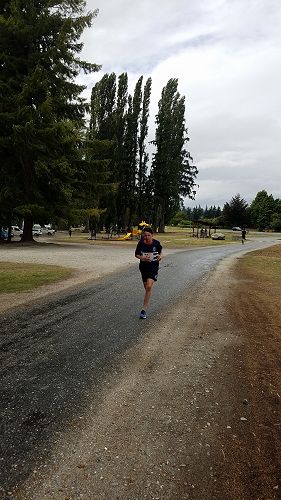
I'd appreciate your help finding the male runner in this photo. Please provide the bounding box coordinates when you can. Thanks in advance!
[135,227,163,319]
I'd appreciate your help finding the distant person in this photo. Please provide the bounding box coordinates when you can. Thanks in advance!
[135,227,163,319]
[241,228,246,244]
[90,227,96,240]
[68,227,72,237]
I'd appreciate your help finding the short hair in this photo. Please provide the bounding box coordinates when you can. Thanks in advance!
[143,227,153,234]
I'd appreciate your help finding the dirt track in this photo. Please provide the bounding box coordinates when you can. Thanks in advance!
[1,242,280,499]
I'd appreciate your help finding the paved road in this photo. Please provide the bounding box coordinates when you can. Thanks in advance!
[0,237,279,495]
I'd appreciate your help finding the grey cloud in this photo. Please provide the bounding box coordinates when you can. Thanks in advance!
[81,0,281,207]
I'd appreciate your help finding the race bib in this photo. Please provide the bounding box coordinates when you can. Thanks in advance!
[142,251,158,261]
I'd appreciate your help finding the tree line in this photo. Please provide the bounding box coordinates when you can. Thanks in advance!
[172,191,281,231]
[0,1,197,242]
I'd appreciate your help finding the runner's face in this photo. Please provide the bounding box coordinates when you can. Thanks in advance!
[143,231,153,244]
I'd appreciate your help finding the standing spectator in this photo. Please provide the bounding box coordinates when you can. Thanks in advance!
[91,227,96,240]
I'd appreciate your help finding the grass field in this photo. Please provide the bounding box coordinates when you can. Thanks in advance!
[237,243,281,284]
[0,262,73,293]
[53,226,245,248]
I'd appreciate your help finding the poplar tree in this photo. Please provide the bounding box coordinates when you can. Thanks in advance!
[137,77,152,219]
[150,79,197,232]
[81,136,116,231]
[90,73,147,228]
[0,0,100,241]
[89,72,121,227]
[90,73,116,140]
[120,76,143,226]
[114,72,128,175]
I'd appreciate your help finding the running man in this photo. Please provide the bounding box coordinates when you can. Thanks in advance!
[135,227,163,319]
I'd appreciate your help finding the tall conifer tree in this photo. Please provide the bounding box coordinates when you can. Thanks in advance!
[0,0,100,240]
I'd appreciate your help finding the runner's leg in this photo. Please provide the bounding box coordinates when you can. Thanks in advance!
[143,278,154,310]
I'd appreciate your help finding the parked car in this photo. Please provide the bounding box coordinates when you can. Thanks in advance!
[0,228,15,239]
[232,226,242,231]
[42,225,55,235]
[32,224,43,236]
[0,228,8,240]
[11,225,23,236]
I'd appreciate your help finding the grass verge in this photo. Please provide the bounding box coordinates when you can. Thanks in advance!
[0,262,73,293]
[237,243,281,284]
[225,248,281,499]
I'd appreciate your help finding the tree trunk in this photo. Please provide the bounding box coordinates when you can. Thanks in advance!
[21,216,34,242]
[7,211,12,242]
[158,213,165,233]
[154,203,165,233]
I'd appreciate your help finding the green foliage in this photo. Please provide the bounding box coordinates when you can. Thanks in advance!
[137,77,152,218]
[170,210,189,226]
[89,72,153,228]
[249,190,276,230]
[0,0,100,240]
[185,195,281,232]
[119,76,143,226]
[90,73,116,140]
[271,214,281,231]
[150,78,197,232]
[222,194,249,227]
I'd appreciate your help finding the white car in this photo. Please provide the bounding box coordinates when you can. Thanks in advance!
[42,225,55,235]
[32,224,43,236]
[11,225,23,236]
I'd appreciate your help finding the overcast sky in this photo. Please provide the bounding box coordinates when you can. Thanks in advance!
[80,0,281,208]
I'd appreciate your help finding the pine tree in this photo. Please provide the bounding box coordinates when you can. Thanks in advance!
[222,194,248,227]
[0,0,100,241]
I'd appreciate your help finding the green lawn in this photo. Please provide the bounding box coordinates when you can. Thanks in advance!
[238,244,281,283]
[0,262,73,293]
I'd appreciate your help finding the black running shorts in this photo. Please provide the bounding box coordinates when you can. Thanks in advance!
[140,269,158,283]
